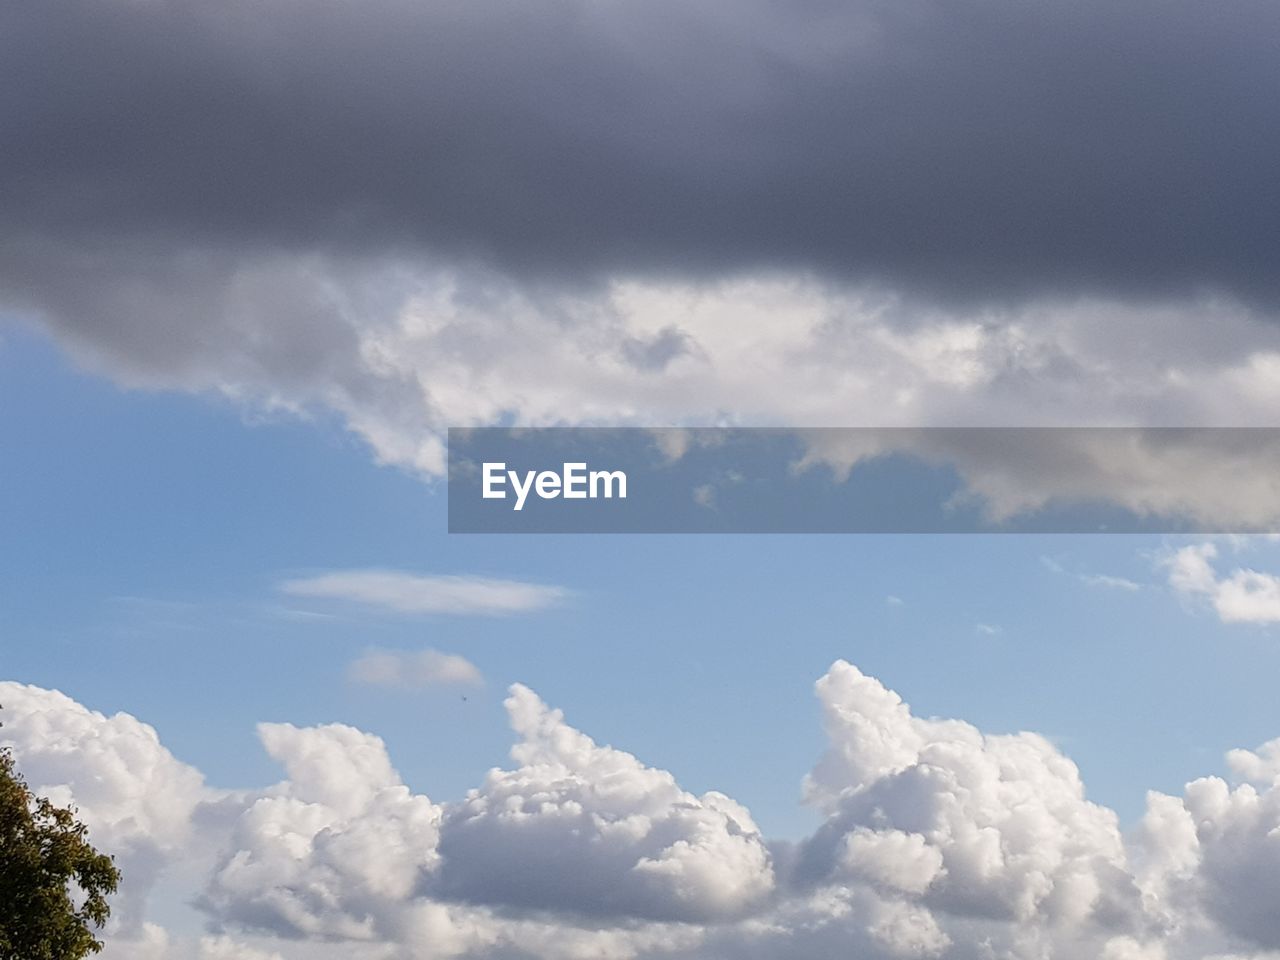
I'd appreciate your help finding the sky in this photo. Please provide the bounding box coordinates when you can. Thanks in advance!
[7,328,1280,959]
[6,0,1280,958]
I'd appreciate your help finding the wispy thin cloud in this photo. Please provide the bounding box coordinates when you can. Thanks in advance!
[265,606,339,623]
[348,648,483,689]
[1042,555,1143,593]
[279,570,569,616]
[1078,573,1141,592]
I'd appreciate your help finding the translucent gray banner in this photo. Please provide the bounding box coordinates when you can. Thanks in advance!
[447,428,1280,533]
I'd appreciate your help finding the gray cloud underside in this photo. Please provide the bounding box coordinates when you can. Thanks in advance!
[4,0,1280,305]
[9,0,1280,479]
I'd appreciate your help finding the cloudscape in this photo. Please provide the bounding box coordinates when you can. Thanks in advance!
[7,660,1280,960]
[5,0,1280,471]
[4,0,1280,958]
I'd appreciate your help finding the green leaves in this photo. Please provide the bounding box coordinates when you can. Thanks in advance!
[0,732,121,960]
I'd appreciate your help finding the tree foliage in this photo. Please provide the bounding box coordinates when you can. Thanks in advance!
[0,716,121,960]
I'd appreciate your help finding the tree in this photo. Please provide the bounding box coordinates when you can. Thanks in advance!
[0,715,121,960]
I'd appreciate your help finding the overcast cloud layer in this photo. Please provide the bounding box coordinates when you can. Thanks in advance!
[5,0,1280,472]
[5,0,1280,300]
[6,662,1280,960]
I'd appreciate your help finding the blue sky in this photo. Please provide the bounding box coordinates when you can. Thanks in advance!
[6,325,1280,844]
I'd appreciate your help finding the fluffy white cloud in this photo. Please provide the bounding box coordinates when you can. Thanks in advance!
[1140,726,1280,954]
[797,662,1138,932]
[437,684,775,922]
[1226,738,1280,785]
[348,649,483,689]
[0,682,206,847]
[280,570,569,616]
[12,664,1280,959]
[839,828,947,896]
[0,682,210,935]
[196,684,772,954]
[201,722,445,941]
[1165,543,1280,623]
[1137,761,1280,952]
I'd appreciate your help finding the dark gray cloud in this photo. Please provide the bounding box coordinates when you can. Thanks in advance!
[4,0,1279,305]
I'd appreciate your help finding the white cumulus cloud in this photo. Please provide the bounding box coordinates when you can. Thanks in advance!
[797,661,1137,931]
[10,663,1280,959]
[201,721,445,941]
[0,681,211,937]
[1165,543,1280,623]
[437,684,776,922]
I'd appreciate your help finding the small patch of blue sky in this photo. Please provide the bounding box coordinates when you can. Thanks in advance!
[4,327,1280,839]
